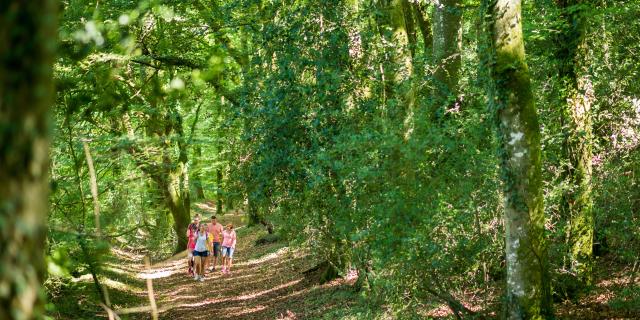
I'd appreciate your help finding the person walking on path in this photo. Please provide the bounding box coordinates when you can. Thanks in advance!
[186,214,201,275]
[207,215,224,272]
[221,223,237,274]
[193,224,209,282]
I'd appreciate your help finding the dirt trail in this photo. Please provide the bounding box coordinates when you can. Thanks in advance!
[123,206,351,320]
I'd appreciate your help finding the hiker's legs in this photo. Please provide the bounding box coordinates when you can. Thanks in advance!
[187,250,193,274]
[194,256,202,276]
[227,248,234,271]
[221,247,229,270]
[212,242,220,269]
[203,252,209,275]
[205,242,213,271]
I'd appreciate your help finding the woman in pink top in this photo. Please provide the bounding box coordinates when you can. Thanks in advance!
[221,223,237,274]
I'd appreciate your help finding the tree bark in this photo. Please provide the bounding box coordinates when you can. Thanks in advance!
[187,102,206,201]
[83,141,102,237]
[483,0,553,318]
[0,1,56,318]
[124,103,191,253]
[192,146,206,200]
[166,110,191,253]
[376,0,416,129]
[401,0,417,59]
[556,0,595,288]
[216,168,223,214]
[432,0,462,115]
[411,2,433,56]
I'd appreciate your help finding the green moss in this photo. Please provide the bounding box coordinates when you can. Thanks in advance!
[484,0,553,318]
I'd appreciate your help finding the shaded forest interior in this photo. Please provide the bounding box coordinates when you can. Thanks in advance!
[1,0,640,319]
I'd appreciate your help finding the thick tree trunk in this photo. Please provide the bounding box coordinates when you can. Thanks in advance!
[376,0,415,128]
[401,0,417,58]
[432,0,462,115]
[483,0,553,318]
[132,101,192,253]
[556,0,595,288]
[0,1,56,319]
[165,172,190,253]
[169,112,191,253]
[151,160,190,253]
[411,2,433,56]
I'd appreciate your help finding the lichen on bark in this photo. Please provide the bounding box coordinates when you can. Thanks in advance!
[556,0,595,289]
[432,0,463,115]
[482,0,553,318]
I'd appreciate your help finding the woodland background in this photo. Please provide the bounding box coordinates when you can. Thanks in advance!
[1,0,640,319]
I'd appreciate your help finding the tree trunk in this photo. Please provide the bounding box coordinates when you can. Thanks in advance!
[556,0,595,289]
[483,0,553,318]
[376,0,415,128]
[217,168,223,215]
[192,146,206,200]
[134,101,192,253]
[411,2,433,56]
[0,1,56,318]
[164,171,191,253]
[432,0,462,115]
[168,111,191,253]
[247,196,259,226]
[401,0,417,58]
[82,141,102,237]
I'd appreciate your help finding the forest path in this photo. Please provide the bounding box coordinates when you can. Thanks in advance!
[127,203,350,320]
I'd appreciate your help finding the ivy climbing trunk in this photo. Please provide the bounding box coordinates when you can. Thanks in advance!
[0,1,56,319]
[556,0,595,289]
[483,0,553,318]
[432,0,462,114]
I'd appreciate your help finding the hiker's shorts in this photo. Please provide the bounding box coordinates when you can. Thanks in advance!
[193,250,209,257]
[221,246,234,258]
[212,242,221,257]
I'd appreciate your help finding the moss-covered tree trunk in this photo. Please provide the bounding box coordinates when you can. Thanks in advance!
[166,110,191,253]
[0,1,56,319]
[556,0,595,288]
[410,1,433,56]
[483,0,553,318]
[138,98,191,253]
[432,0,462,115]
[376,0,415,129]
[192,146,206,200]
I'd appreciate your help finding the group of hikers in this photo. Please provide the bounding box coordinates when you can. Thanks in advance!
[186,213,237,282]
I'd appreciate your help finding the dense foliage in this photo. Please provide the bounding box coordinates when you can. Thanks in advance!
[5,0,636,318]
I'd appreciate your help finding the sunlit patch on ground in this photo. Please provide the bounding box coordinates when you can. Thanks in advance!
[237,247,290,266]
[139,266,182,280]
[95,216,355,320]
[64,207,368,319]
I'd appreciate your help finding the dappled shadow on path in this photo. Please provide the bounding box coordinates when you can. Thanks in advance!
[137,216,354,320]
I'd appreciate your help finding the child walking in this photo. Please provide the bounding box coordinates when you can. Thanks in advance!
[221,223,237,274]
[192,224,209,281]
[186,214,200,276]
